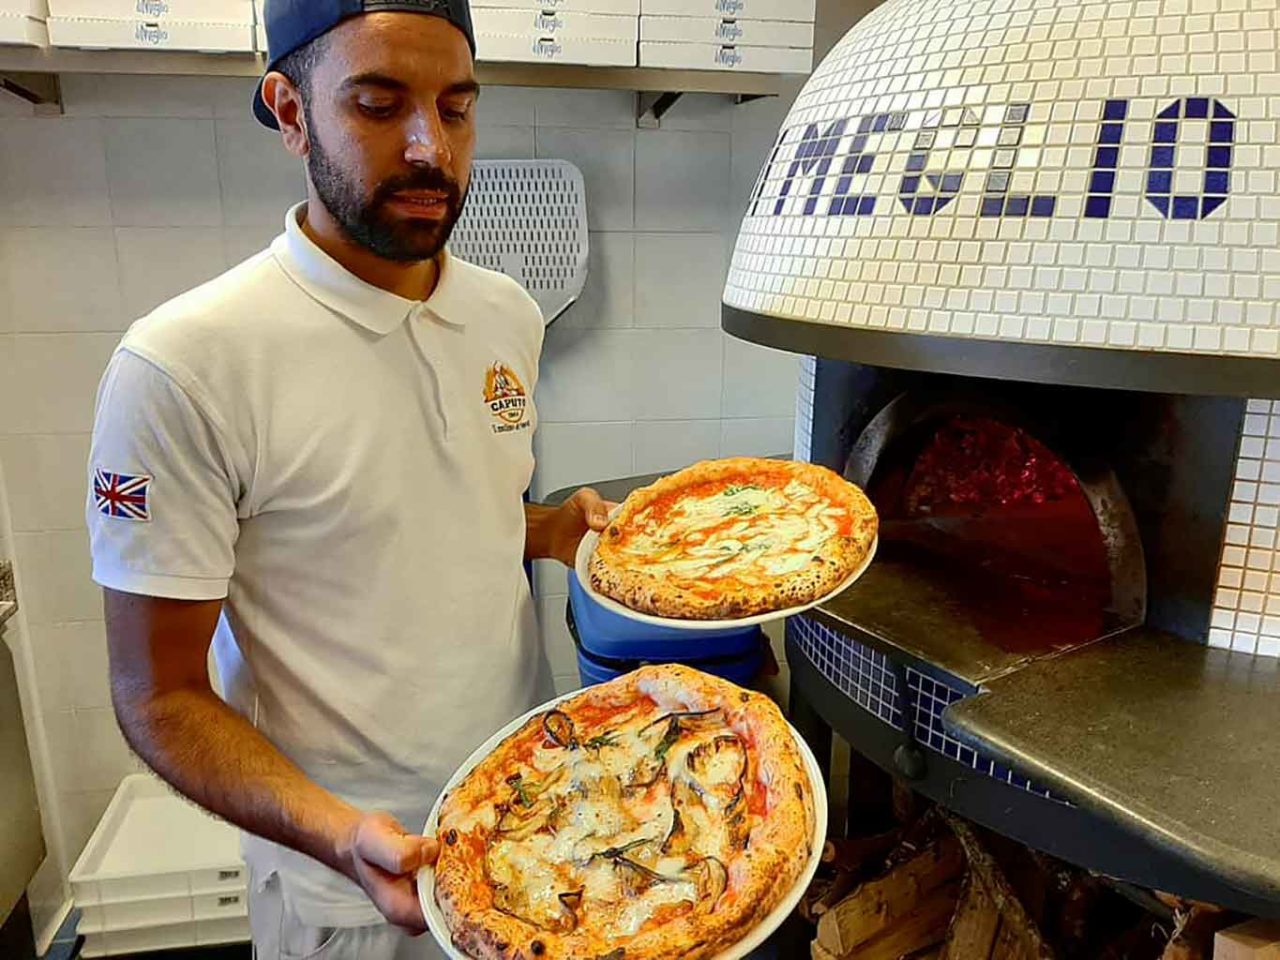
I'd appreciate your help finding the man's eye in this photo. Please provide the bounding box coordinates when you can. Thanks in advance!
[442,104,472,122]
[358,101,398,118]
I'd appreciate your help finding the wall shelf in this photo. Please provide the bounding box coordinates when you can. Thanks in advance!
[0,46,793,117]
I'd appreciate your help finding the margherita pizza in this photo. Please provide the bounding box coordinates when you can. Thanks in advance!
[433,664,815,960]
[589,458,878,620]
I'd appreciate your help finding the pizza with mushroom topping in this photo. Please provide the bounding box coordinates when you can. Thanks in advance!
[432,664,815,959]
[588,458,877,620]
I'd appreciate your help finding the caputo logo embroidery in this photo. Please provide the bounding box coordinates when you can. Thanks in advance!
[484,362,531,434]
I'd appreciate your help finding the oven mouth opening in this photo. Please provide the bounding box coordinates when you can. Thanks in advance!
[843,392,1147,666]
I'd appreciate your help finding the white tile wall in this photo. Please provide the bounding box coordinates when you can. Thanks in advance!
[2,228,126,332]
[1212,398,1280,658]
[635,130,733,231]
[633,419,721,474]
[634,233,727,327]
[475,124,537,160]
[0,118,112,226]
[722,335,801,419]
[8,334,119,434]
[0,80,798,894]
[214,119,306,226]
[104,119,222,227]
[533,127,636,230]
[114,227,228,317]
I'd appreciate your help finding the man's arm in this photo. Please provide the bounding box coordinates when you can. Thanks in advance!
[524,488,613,566]
[104,588,436,932]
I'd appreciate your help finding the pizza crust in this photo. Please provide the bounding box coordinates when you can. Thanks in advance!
[432,665,816,960]
[589,458,878,620]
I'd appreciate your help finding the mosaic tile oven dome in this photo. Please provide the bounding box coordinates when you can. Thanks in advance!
[725,0,1280,359]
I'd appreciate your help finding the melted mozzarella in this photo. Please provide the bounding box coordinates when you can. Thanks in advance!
[616,881,697,937]
[620,480,847,585]
[485,712,742,937]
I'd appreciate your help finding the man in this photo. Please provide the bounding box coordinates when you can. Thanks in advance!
[86,1,609,956]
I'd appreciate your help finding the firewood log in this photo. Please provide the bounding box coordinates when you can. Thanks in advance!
[845,881,962,960]
[816,835,964,957]
[821,830,901,873]
[944,872,1002,960]
[940,813,1056,960]
[1214,919,1280,959]
[1160,901,1233,960]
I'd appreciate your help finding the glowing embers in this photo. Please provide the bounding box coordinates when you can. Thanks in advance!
[869,417,1114,656]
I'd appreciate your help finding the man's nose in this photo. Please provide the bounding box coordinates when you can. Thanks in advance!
[404,109,451,167]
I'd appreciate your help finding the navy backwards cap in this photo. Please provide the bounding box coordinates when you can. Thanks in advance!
[253,0,476,129]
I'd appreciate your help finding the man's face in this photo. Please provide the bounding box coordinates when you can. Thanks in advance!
[298,14,478,262]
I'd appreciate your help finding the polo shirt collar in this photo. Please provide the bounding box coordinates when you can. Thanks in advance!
[273,202,469,335]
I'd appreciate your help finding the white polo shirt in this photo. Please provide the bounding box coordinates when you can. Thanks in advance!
[87,203,550,926]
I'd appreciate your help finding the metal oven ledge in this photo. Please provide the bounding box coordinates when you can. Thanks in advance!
[788,634,1280,917]
[940,628,1280,913]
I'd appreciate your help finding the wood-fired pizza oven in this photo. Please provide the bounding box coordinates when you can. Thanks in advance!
[755,353,1280,917]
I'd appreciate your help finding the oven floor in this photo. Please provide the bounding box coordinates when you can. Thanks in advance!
[943,628,1280,908]
[816,556,1133,687]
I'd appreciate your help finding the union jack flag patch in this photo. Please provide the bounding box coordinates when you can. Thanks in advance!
[93,469,152,522]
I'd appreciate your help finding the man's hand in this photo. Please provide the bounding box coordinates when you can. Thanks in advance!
[525,488,617,566]
[342,811,439,934]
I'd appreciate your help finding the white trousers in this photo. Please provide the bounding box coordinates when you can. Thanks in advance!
[248,871,446,960]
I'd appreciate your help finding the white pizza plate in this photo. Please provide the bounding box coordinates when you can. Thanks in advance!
[418,688,829,960]
[573,519,879,632]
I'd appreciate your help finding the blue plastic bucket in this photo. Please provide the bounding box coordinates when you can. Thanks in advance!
[566,571,766,686]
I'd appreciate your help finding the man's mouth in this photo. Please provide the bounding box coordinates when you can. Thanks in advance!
[387,191,451,217]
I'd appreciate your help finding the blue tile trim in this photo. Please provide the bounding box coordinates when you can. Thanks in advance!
[790,615,1068,803]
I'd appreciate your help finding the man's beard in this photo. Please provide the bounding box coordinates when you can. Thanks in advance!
[307,131,466,263]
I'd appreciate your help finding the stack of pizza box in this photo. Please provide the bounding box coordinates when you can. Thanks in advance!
[639,0,815,74]
[70,773,250,957]
[471,0,639,67]
[0,0,48,47]
[47,0,255,52]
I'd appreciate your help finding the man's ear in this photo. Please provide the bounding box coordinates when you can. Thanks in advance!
[262,72,310,157]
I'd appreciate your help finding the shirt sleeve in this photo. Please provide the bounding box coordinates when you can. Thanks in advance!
[87,348,241,601]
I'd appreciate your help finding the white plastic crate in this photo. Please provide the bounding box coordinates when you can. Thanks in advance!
[71,774,247,914]
[47,0,253,23]
[82,916,251,958]
[47,15,253,50]
[640,15,813,48]
[639,39,812,72]
[79,888,247,934]
[472,8,638,42]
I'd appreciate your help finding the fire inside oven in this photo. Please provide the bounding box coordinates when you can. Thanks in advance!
[851,400,1144,659]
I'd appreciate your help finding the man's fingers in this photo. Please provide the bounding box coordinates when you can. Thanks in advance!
[573,487,613,528]
[420,835,440,868]
[356,815,432,874]
[359,862,428,933]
